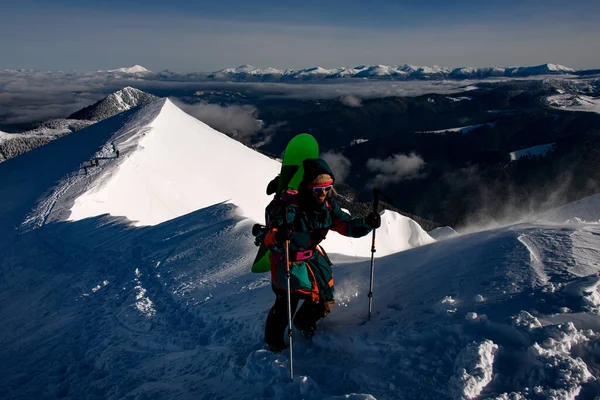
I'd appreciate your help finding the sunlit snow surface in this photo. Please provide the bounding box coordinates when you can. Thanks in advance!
[0,99,599,400]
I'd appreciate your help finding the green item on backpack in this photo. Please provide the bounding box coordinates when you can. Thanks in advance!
[251,133,319,273]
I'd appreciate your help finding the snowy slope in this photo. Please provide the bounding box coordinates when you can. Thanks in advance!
[418,122,496,135]
[1,99,599,400]
[0,87,156,164]
[506,63,575,76]
[68,98,278,227]
[1,195,599,399]
[428,226,458,240]
[547,94,600,114]
[537,193,600,223]
[107,65,152,74]
[68,86,158,121]
[0,119,95,163]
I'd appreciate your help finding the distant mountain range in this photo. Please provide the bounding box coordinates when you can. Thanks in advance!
[102,63,595,82]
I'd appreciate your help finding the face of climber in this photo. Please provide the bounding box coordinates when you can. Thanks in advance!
[309,174,333,204]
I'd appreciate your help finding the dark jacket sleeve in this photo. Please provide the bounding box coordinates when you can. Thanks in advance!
[329,201,373,238]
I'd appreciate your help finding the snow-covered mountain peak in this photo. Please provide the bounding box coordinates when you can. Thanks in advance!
[67,87,159,121]
[356,65,404,76]
[295,66,335,76]
[545,63,575,72]
[67,97,279,227]
[108,86,153,106]
[235,64,256,72]
[108,65,151,74]
[221,64,256,73]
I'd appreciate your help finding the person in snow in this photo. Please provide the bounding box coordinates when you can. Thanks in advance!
[262,158,381,352]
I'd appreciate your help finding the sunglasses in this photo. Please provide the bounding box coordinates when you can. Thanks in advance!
[311,185,333,194]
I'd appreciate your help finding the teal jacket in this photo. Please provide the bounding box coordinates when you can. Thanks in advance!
[264,159,373,303]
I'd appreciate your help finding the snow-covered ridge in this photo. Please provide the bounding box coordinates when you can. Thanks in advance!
[418,122,496,134]
[1,87,157,164]
[0,119,95,163]
[1,63,584,86]
[66,98,433,257]
[202,63,575,81]
[68,86,158,121]
[537,193,600,224]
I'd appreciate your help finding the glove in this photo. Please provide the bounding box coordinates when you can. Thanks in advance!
[366,212,381,229]
[275,225,294,243]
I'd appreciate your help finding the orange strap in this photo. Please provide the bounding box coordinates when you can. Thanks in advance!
[264,228,278,246]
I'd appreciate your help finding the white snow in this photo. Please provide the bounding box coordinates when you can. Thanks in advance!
[450,340,498,399]
[418,122,495,134]
[108,65,151,74]
[509,143,555,161]
[400,64,449,75]
[536,193,600,224]
[333,67,360,77]
[357,65,408,77]
[547,94,600,114]
[1,96,599,400]
[428,226,458,240]
[68,98,278,226]
[293,66,337,78]
[546,64,576,73]
[350,138,369,146]
[447,96,472,102]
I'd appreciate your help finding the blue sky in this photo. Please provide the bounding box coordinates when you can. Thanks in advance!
[1,0,599,71]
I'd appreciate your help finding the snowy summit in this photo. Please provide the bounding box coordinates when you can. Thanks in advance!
[107,65,151,74]
[68,86,158,121]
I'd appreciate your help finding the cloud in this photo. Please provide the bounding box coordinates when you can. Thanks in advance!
[257,121,288,148]
[0,69,481,130]
[321,151,351,184]
[366,153,426,188]
[171,99,262,140]
[339,95,362,107]
[0,70,132,128]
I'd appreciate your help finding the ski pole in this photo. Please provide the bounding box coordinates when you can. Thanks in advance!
[368,188,392,321]
[368,189,380,321]
[284,239,294,381]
